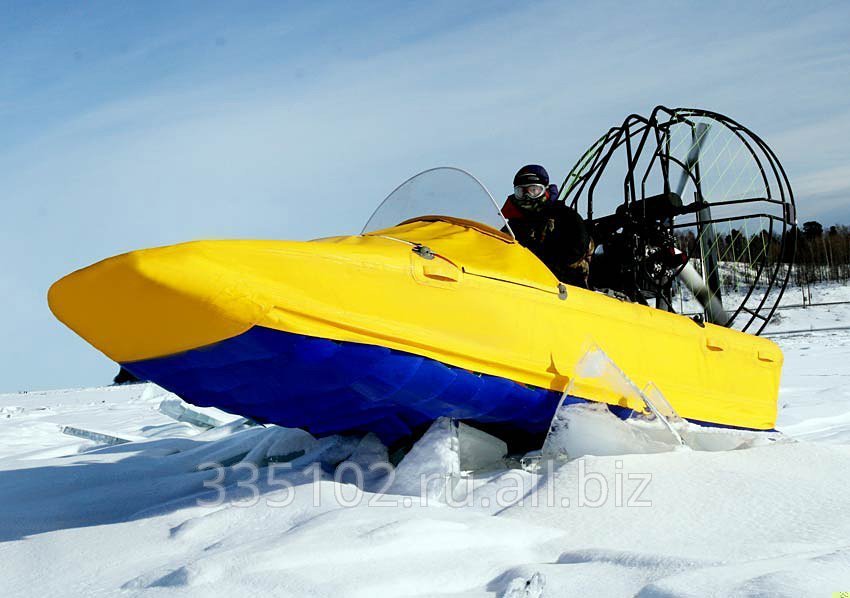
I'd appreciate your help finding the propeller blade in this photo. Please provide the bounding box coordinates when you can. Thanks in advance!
[674,122,710,196]
[677,262,728,325]
[672,122,724,324]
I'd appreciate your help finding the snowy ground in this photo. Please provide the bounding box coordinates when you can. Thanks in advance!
[2,284,850,597]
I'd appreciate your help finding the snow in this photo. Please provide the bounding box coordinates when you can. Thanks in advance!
[1,284,850,597]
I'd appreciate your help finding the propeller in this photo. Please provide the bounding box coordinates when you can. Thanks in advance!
[671,122,728,325]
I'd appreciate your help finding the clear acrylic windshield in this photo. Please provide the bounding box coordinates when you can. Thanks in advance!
[362,167,514,237]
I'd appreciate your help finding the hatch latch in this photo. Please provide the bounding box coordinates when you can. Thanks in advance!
[412,244,436,260]
[558,283,568,300]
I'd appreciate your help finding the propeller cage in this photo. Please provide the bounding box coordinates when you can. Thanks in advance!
[559,106,797,335]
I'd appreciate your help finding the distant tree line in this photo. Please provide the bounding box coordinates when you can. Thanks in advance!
[792,221,850,285]
[675,220,850,291]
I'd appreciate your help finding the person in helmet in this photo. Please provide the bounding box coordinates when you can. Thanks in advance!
[502,164,558,219]
[502,165,593,287]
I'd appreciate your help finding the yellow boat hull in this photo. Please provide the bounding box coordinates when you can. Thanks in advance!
[49,218,782,436]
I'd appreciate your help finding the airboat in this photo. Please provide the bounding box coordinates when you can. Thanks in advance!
[48,106,797,449]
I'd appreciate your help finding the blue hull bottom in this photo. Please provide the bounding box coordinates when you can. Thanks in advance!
[124,326,580,447]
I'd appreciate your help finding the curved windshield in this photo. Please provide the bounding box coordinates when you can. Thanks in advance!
[362,167,514,238]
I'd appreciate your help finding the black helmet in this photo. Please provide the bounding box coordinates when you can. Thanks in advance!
[513,164,549,187]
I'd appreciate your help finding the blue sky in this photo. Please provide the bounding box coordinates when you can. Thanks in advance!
[2,0,849,392]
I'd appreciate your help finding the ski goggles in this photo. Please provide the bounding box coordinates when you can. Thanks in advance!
[514,184,547,200]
